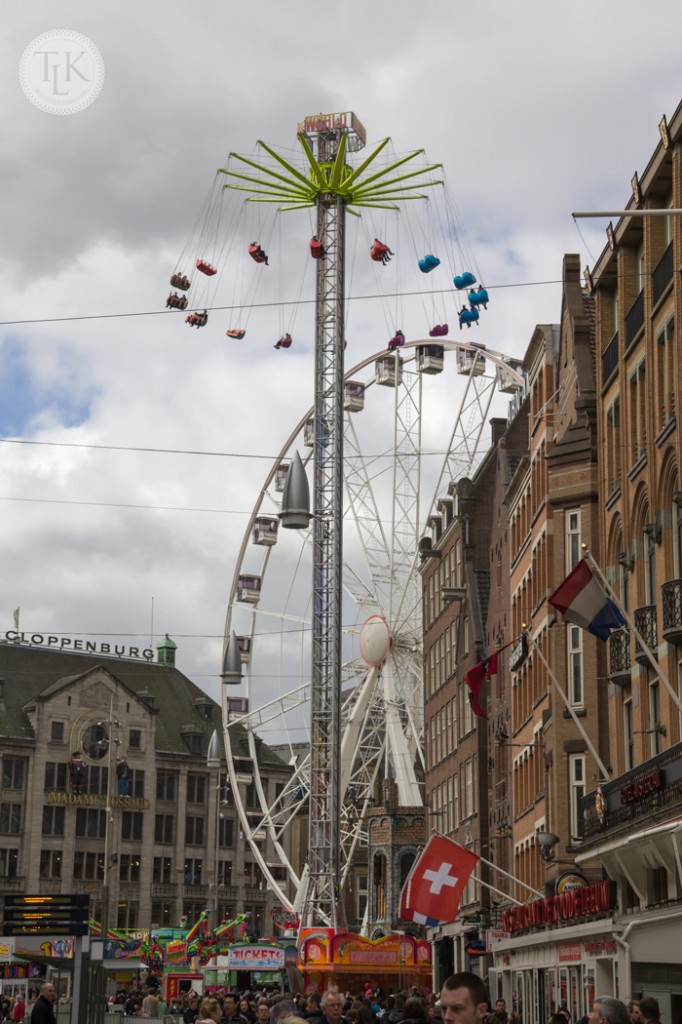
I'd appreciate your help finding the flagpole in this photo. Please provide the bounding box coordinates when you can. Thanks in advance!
[470,874,526,907]
[528,633,611,780]
[583,548,682,715]
[475,852,543,898]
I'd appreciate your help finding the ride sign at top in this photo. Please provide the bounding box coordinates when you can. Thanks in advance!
[297,111,367,150]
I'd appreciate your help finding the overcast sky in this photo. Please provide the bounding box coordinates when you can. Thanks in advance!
[1,1,680,711]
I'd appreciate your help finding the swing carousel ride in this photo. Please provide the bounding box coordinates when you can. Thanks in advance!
[166,112,526,940]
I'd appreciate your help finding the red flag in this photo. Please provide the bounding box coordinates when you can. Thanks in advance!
[399,834,480,925]
[465,652,498,719]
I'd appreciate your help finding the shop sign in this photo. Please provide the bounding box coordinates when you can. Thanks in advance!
[559,942,582,962]
[502,880,615,933]
[620,769,663,804]
[555,872,588,895]
[46,791,150,810]
[486,930,510,952]
[226,945,284,970]
[4,630,154,661]
[583,939,616,956]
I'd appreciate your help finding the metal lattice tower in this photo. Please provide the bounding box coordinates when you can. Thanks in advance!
[220,113,443,928]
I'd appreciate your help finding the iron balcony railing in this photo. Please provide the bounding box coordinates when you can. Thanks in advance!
[580,741,682,840]
[608,628,631,683]
[634,604,657,663]
[652,241,674,306]
[662,579,682,641]
[625,289,645,346]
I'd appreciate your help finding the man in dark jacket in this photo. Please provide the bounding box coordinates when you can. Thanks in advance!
[30,983,57,1024]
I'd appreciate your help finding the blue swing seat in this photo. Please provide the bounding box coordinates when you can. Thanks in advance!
[418,254,441,274]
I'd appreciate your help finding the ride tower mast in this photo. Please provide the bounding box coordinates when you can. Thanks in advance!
[220,113,442,929]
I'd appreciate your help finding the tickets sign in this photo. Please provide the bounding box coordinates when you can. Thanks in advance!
[226,945,285,970]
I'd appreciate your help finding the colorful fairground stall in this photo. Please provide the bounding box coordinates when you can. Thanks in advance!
[298,930,432,994]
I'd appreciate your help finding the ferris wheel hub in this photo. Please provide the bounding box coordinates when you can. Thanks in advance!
[359,614,391,667]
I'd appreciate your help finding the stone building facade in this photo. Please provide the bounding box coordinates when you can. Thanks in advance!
[0,637,292,936]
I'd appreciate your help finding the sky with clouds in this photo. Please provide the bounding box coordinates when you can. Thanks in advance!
[1,1,681,715]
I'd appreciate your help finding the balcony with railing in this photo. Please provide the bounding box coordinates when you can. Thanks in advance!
[608,628,631,684]
[151,882,177,899]
[625,290,645,347]
[662,579,682,642]
[634,605,657,664]
[579,741,682,841]
[652,241,674,306]
[0,876,25,892]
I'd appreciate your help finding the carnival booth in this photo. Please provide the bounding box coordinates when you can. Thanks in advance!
[298,930,431,994]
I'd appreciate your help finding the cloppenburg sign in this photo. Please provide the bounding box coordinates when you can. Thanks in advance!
[226,945,285,970]
[4,631,154,661]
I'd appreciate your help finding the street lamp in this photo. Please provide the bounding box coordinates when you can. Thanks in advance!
[100,697,122,938]
[206,729,221,932]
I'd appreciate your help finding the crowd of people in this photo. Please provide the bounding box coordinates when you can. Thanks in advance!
[1,970,666,1024]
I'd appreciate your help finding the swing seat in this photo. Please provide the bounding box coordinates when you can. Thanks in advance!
[458,307,480,329]
[248,243,268,264]
[166,293,188,310]
[429,324,449,337]
[186,311,208,328]
[419,254,441,274]
[468,287,489,309]
[370,240,390,262]
[226,329,246,339]
[388,331,405,350]
[170,273,190,291]
[454,271,477,290]
[274,333,292,349]
[309,237,325,259]
[196,258,217,276]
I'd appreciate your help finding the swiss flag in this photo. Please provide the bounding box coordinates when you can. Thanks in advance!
[399,834,480,926]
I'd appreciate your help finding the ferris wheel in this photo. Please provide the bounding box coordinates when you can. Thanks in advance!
[220,339,525,917]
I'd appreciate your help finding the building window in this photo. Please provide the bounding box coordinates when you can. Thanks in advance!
[154,815,174,844]
[606,397,621,494]
[128,729,141,750]
[217,860,232,886]
[39,850,62,879]
[356,873,368,923]
[85,766,109,796]
[51,722,65,743]
[73,851,103,880]
[156,771,177,802]
[655,315,675,430]
[75,808,106,839]
[218,818,234,848]
[463,758,474,818]
[42,806,65,837]
[187,774,206,804]
[567,626,583,706]
[0,805,22,835]
[129,770,145,799]
[121,812,143,841]
[151,902,173,927]
[624,700,634,772]
[117,901,138,930]
[566,510,581,571]
[183,858,203,885]
[649,682,662,757]
[185,816,204,846]
[44,762,68,792]
[153,857,172,884]
[629,360,646,462]
[119,854,141,882]
[0,849,18,879]
[2,758,25,790]
[569,754,585,842]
